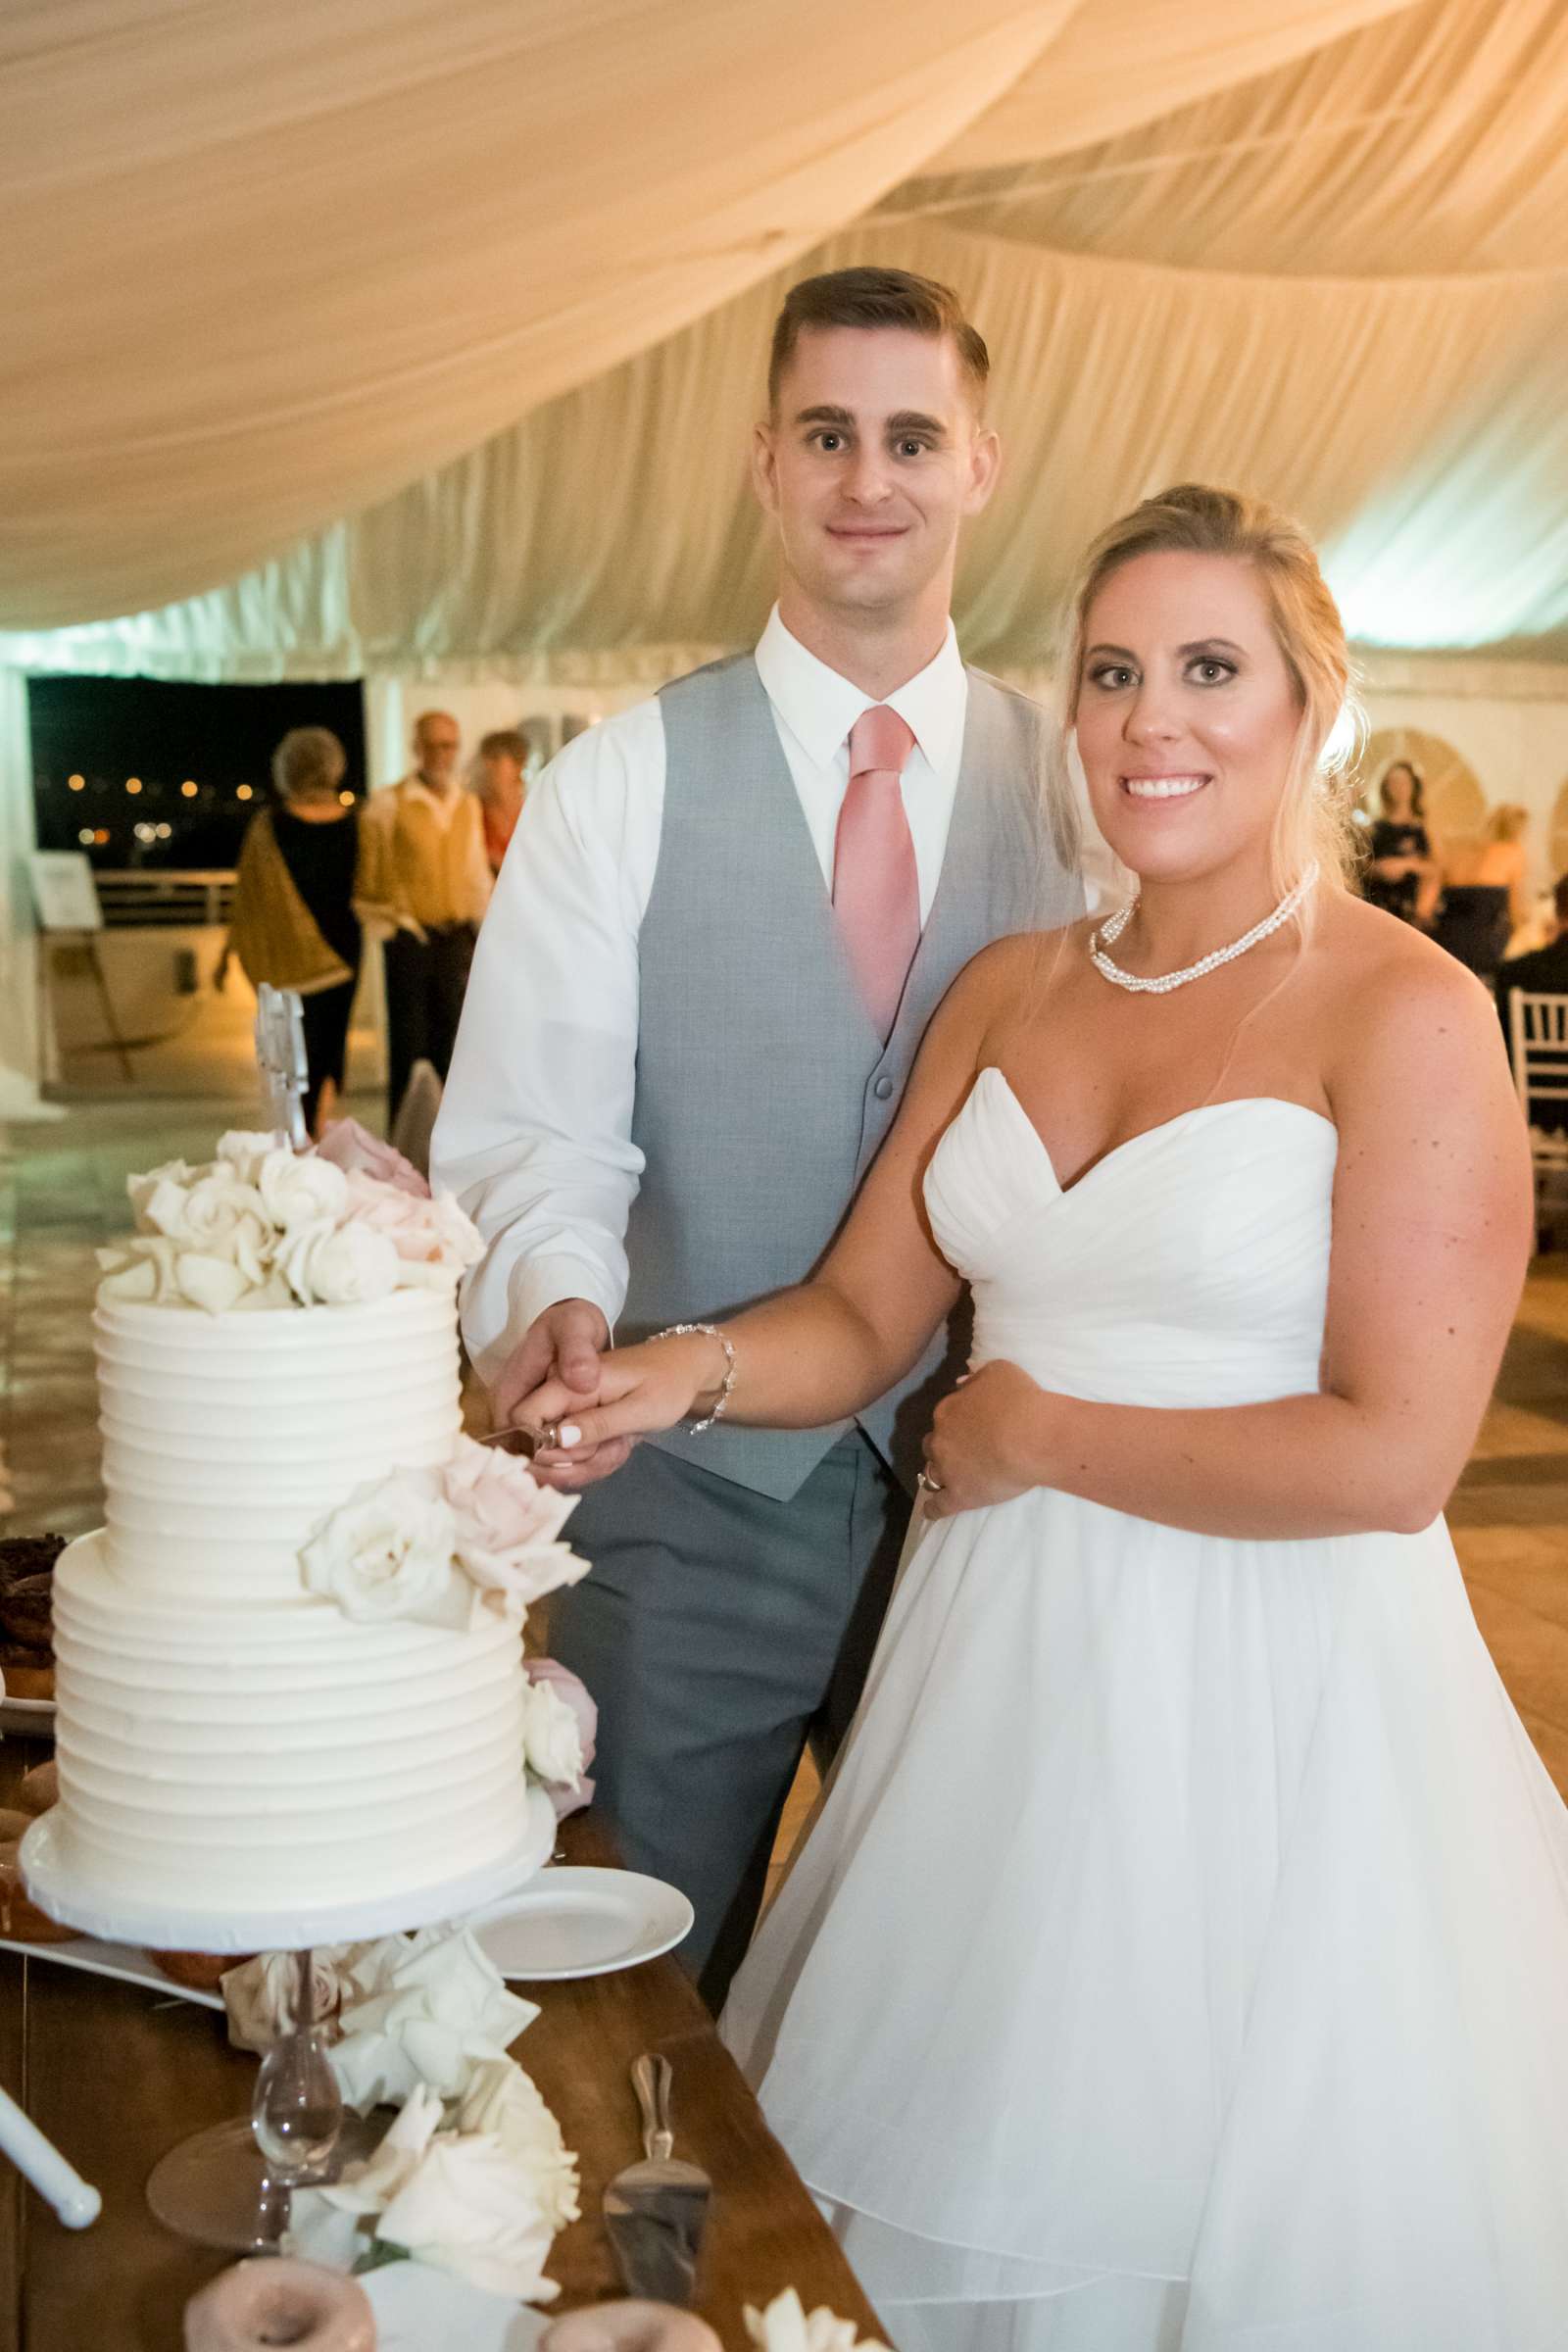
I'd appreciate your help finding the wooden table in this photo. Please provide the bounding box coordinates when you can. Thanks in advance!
[0,1736,885,2351]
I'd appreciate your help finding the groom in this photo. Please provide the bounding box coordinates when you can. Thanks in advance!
[433,266,1082,2006]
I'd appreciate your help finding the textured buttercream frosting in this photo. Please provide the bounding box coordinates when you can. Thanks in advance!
[96,1290,462,1601]
[49,1286,532,1918]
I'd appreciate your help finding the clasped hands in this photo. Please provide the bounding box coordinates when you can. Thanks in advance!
[490,1299,722,1490]
[493,1299,1052,1513]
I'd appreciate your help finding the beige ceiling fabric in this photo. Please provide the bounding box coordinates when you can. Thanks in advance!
[13,213,1566,681]
[898,0,1568,277]
[6,0,1567,667]
[919,0,1424,171]
[1,0,1070,627]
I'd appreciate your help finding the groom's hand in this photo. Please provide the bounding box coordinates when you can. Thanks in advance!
[491,1299,635,1490]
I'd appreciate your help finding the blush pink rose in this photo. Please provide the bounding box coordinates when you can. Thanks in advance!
[339,1169,482,1274]
[441,1436,587,1611]
[315,1119,430,1199]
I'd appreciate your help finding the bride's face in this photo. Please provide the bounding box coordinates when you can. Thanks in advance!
[1074,550,1302,887]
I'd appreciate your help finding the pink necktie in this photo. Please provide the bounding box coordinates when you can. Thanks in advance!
[833,705,920,1042]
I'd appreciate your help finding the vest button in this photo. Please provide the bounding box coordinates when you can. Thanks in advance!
[872,1074,895,1101]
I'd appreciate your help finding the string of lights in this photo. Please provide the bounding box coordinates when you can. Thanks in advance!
[27,676,366,870]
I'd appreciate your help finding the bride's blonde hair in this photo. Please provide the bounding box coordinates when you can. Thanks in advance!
[1053,484,1364,901]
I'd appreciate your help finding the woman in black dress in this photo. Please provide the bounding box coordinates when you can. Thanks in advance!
[225,727,363,1132]
[1434,803,1533,987]
[1362,759,1441,926]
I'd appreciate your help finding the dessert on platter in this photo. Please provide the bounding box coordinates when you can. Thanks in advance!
[0,1534,65,1700]
[33,1129,588,1933]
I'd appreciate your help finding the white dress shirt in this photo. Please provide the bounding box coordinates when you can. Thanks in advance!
[431,608,970,1382]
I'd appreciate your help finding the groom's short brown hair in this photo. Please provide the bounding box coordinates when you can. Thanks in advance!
[767,267,990,412]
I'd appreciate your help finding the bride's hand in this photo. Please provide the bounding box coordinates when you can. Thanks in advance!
[919,1360,1051,1519]
[516,1331,726,1483]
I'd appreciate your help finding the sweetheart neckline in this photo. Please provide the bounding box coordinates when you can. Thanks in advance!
[974,1066,1339,1200]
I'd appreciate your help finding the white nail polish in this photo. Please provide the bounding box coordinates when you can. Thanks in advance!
[559,1424,582,1448]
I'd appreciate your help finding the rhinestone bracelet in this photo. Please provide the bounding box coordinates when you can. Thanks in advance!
[649,1321,737,1433]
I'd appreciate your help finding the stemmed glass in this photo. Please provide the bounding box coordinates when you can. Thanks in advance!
[146,1945,372,2251]
[247,1948,345,2241]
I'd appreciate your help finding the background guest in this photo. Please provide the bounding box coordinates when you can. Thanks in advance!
[1495,871,1568,1133]
[1361,758,1441,927]
[476,728,529,874]
[221,726,362,1135]
[358,710,493,1127]
[1433,802,1531,984]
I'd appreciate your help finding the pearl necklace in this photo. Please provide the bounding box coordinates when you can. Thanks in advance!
[1089,863,1319,996]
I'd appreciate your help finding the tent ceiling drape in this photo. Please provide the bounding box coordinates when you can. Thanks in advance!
[6,0,1567,674]
[900,0,1568,276]
[1,0,1071,626]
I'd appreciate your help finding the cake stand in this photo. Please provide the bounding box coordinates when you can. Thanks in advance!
[20,1786,557,2250]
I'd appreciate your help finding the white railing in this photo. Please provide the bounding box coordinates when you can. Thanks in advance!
[92,870,235,929]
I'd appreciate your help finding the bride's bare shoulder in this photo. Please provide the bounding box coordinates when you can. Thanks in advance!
[1318,889,1484,1004]
[951,918,1092,1006]
[1315,890,1511,1110]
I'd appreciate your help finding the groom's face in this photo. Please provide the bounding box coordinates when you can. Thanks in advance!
[753,326,999,620]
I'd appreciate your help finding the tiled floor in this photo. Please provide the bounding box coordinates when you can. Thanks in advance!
[6,1094,1568,1880]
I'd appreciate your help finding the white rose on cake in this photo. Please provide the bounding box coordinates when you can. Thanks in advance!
[259,1147,350,1231]
[97,1236,181,1302]
[215,1130,275,1185]
[172,1250,265,1314]
[301,1476,470,1627]
[125,1155,197,1222]
[442,1439,586,1613]
[97,1232,282,1315]
[141,1165,268,1255]
[277,1216,401,1308]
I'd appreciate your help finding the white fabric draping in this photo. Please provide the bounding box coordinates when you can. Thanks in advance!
[896,0,1568,276]
[4,0,1500,636]
[12,214,1567,680]
[923,0,1424,172]
[1,0,1074,627]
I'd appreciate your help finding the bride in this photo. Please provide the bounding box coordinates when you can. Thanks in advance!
[521,485,1568,2350]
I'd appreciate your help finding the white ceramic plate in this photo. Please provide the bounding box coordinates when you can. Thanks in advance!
[0,1696,55,1737]
[0,1933,224,2009]
[469,1866,694,1982]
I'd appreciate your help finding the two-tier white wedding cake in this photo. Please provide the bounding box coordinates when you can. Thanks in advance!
[41,1130,587,1924]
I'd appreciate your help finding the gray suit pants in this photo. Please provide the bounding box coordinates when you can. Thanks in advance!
[546,1430,910,2011]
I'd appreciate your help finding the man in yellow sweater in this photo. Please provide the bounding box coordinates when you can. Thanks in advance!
[359,710,493,1125]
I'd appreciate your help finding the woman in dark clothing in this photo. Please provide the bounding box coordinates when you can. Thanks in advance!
[224,727,363,1133]
[1362,760,1441,926]
[1434,803,1532,988]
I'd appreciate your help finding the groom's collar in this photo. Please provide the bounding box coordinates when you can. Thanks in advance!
[754,604,965,774]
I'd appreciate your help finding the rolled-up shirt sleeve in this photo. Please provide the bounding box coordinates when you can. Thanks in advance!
[430,702,662,1387]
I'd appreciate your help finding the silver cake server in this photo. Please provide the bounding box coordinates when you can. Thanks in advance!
[603,2052,711,2305]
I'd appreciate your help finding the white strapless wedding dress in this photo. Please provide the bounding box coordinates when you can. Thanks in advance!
[721,1069,1568,2352]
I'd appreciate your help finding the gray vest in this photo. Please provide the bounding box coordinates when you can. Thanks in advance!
[620,653,1081,1500]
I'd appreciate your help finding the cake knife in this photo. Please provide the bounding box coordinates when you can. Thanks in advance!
[603,2053,711,2305]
